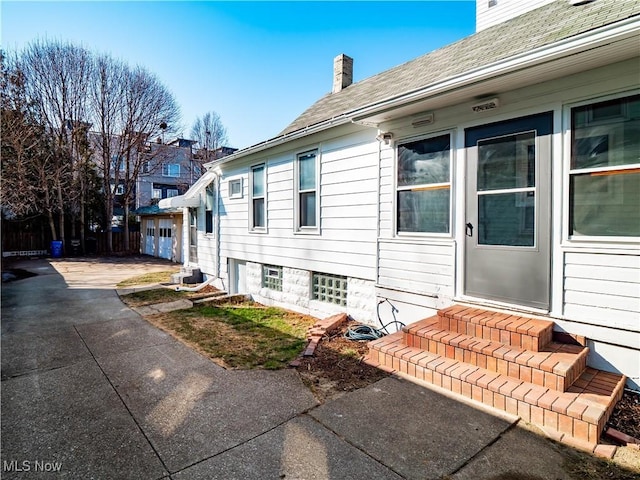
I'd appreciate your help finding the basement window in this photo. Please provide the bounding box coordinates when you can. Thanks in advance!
[262,265,283,291]
[312,273,347,306]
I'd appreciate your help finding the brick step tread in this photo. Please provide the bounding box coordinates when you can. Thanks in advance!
[367,336,625,443]
[404,321,588,379]
[437,306,555,351]
[439,306,554,334]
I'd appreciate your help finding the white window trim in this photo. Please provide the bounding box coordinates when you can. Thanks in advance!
[205,181,216,236]
[294,149,320,234]
[562,90,640,246]
[228,178,243,199]
[152,188,162,199]
[249,163,267,233]
[394,131,454,239]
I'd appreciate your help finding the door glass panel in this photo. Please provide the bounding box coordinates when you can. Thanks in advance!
[478,192,535,246]
[478,132,535,191]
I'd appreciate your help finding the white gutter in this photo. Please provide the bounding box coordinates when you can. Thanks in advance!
[350,16,639,123]
[208,15,638,165]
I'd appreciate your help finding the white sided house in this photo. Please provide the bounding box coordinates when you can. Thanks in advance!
[163,0,639,414]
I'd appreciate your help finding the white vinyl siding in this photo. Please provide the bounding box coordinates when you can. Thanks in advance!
[563,252,640,332]
[218,129,379,281]
[475,0,555,31]
[377,239,455,301]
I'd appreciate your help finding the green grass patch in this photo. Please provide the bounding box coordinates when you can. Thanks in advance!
[116,270,179,287]
[148,302,316,370]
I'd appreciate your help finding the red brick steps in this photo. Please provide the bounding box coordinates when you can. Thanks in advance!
[404,317,588,392]
[365,305,626,450]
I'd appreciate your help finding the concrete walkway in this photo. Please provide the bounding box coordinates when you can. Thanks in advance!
[0,257,603,479]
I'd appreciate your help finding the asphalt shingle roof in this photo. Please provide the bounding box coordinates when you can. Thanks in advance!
[281,0,640,136]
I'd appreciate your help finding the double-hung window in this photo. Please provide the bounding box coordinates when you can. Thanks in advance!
[205,181,215,234]
[296,150,318,231]
[162,164,180,177]
[397,134,451,234]
[250,164,266,230]
[569,94,639,238]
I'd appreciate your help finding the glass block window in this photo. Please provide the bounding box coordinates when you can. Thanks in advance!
[312,273,347,306]
[397,133,451,234]
[569,94,640,237]
[262,265,283,291]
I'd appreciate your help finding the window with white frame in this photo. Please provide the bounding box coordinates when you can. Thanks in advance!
[312,272,347,306]
[162,163,180,177]
[229,178,243,198]
[569,94,639,238]
[250,164,266,230]
[166,189,179,198]
[115,183,125,195]
[397,133,451,234]
[152,188,162,199]
[205,181,215,234]
[262,265,283,291]
[296,150,318,231]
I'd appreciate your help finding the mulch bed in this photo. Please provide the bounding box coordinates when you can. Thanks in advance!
[608,389,640,441]
[295,322,389,403]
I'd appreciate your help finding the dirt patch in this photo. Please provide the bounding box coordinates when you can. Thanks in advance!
[608,389,640,441]
[295,321,389,403]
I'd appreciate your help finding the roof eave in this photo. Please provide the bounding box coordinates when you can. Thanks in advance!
[210,15,639,167]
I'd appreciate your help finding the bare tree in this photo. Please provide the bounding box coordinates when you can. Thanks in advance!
[89,54,127,253]
[0,51,55,225]
[118,65,180,250]
[17,40,93,249]
[190,111,228,174]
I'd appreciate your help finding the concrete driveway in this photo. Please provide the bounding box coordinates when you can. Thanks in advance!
[1,257,585,479]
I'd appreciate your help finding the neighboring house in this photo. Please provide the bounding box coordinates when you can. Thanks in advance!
[162,0,639,404]
[136,138,198,209]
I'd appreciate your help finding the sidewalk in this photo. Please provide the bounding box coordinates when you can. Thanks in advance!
[1,258,632,479]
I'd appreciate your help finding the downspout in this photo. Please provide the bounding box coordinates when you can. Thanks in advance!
[351,118,384,297]
[215,173,221,280]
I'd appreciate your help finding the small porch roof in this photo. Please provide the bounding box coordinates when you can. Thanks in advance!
[158,170,216,209]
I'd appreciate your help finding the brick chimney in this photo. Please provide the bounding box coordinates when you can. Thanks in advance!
[332,54,353,94]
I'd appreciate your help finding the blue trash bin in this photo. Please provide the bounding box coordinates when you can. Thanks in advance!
[50,240,63,258]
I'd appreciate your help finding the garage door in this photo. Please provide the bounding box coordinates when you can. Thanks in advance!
[144,220,155,256]
[158,219,172,260]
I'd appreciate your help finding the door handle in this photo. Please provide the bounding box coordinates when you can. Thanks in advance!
[466,222,474,237]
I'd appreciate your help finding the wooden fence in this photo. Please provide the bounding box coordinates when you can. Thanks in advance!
[2,228,140,257]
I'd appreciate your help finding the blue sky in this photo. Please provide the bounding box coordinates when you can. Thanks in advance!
[1,1,475,149]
